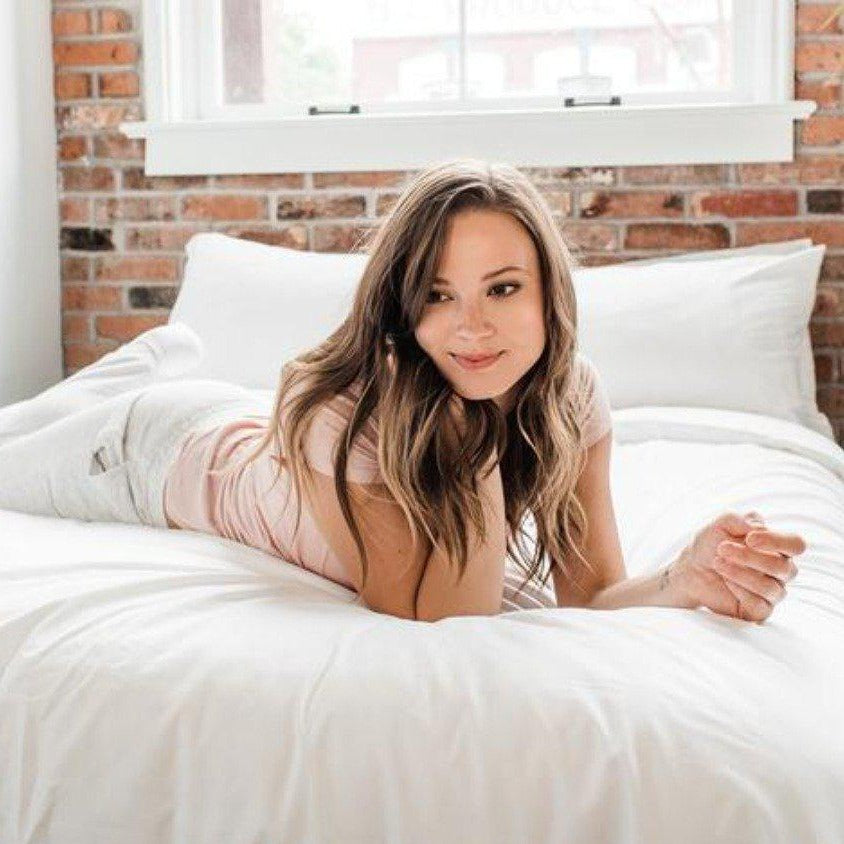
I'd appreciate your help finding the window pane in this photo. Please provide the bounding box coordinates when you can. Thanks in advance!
[222,0,462,110]
[221,0,734,112]
[466,0,733,101]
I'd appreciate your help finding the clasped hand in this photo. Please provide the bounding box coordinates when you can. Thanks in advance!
[671,511,807,624]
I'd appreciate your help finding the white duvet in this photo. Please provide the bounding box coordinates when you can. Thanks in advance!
[1,407,843,844]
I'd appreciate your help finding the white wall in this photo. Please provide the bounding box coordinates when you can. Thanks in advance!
[0,1,62,405]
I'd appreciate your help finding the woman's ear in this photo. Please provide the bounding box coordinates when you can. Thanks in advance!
[383,334,397,374]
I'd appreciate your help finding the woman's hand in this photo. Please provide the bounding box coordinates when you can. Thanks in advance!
[671,510,806,623]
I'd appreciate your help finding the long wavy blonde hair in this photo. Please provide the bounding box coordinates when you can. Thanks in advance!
[240,157,599,603]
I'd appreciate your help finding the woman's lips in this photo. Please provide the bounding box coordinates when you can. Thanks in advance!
[451,351,505,370]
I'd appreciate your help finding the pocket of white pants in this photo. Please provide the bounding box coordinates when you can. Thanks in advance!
[89,444,118,475]
[88,392,142,475]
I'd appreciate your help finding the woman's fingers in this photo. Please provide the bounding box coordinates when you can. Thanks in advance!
[747,529,807,557]
[717,540,798,583]
[713,555,787,606]
[719,575,772,623]
[724,511,808,558]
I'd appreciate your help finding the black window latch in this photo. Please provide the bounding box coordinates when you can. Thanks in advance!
[308,104,361,115]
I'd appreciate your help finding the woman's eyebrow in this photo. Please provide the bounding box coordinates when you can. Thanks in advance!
[433,265,528,284]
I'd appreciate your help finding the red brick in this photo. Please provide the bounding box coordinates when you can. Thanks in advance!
[62,166,115,191]
[62,285,122,310]
[537,189,573,215]
[793,155,841,184]
[94,256,179,281]
[61,227,114,251]
[222,226,308,250]
[800,115,844,145]
[572,254,635,268]
[810,321,844,346]
[98,9,132,33]
[621,165,726,185]
[807,189,843,213]
[61,256,90,282]
[276,194,366,220]
[124,227,204,251]
[93,134,144,160]
[60,198,90,224]
[519,166,615,185]
[736,221,844,247]
[57,103,141,131]
[94,197,177,224]
[796,78,843,109]
[54,72,91,100]
[798,5,844,35]
[579,191,682,218]
[625,223,730,250]
[311,224,377,252]
[52,10,91,37]
[796,41,844,73]
[817,385,844,415]
[96,314,169,342]
[737,155,844,185]
[822,256,844,280]
[63,341,119,371]
[182,195,268,221]
[814,352,836,382]
[375,194,399,217]
[558,222,619,251]
[690,191,798,217]
[53,40,138,67]
[63,314,90,342]
[313,171,409,188]
[58,135,88,161]
[813,285,842,318]
[99,71,139,98]
[122,168,209,191]
[214,174,305,189]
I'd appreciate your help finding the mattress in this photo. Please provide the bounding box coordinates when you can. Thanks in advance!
[1,406,843,843]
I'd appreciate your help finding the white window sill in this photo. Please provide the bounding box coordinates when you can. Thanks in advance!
[120,101,817,177]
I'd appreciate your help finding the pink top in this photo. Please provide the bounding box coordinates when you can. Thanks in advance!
[162,353,612,591]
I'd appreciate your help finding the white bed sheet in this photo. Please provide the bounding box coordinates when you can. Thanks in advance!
[1,407,843,844]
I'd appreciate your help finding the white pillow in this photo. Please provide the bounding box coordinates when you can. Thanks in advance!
[169,233,367,389]
[573,243,833,439]
[169,233,832,439]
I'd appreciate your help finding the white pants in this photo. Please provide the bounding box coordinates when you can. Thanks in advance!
[0,378,264,528]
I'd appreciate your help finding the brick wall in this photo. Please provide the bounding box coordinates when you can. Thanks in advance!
[51,1,844,443]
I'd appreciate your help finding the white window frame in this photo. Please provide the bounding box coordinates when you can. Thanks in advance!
[122,0,815,176]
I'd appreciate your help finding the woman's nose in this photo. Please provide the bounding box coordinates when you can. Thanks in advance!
[455,301,493,336]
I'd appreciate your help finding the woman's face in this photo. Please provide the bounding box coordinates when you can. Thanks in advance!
[414,208,546,413]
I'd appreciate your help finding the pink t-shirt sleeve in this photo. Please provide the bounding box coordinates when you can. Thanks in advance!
[301,386,382,484]
[572,353,612,449]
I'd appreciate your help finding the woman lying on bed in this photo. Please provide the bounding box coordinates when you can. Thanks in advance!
[0,158,806,623]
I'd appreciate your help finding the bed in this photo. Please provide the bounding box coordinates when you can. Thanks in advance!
[2,235,843,843]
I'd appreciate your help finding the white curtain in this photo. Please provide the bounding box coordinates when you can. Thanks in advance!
[0,0,61,405]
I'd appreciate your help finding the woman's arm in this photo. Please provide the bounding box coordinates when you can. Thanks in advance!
[586,561,696,610]
[551,429,697,611]
[414,455,506,622]
[415,396,506,622]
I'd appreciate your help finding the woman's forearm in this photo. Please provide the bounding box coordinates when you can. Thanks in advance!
[586,559,699,611]
[415,456,506,622]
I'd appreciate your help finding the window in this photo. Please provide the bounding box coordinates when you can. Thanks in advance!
[123,0,814,175]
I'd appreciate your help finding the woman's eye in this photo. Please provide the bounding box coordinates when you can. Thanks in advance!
[425,283,520,304]
[491,283,520,297]
[426,291,448,304]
